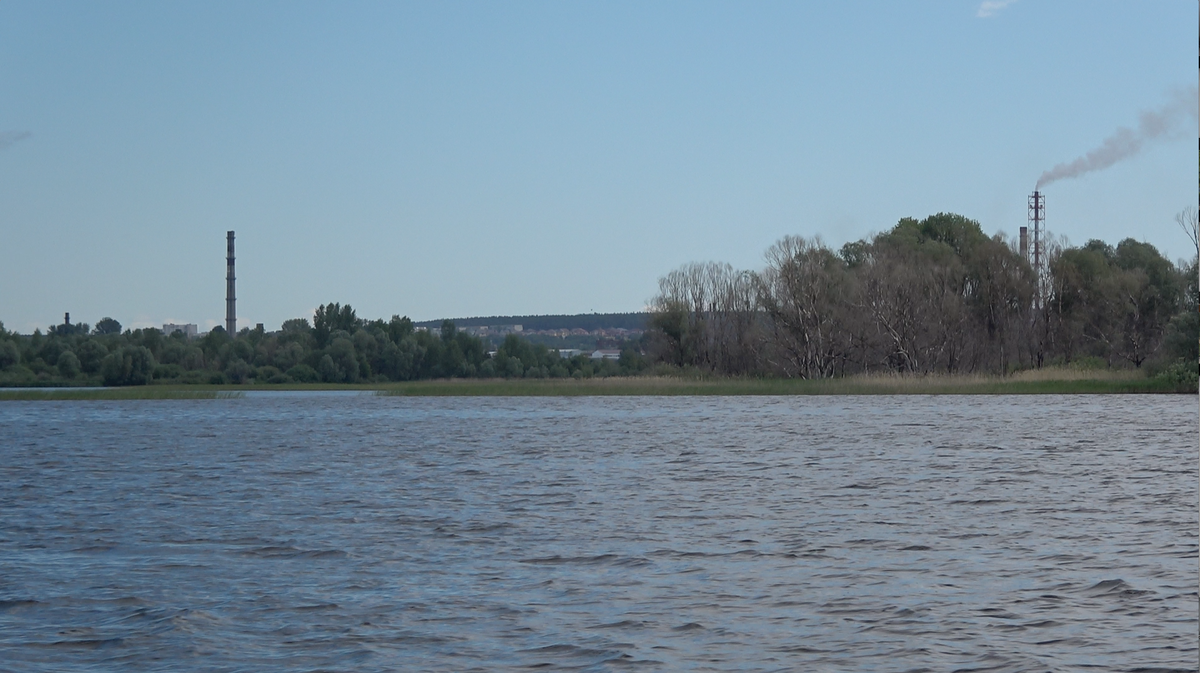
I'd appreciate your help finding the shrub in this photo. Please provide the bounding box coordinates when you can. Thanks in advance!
[255,365,282,382]
[1154,361,1199,392]
[153,363,183,380]
[179,370,206,384]
[286,364,319,383]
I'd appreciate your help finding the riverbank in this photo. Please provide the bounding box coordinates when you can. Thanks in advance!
[380,369,1191,396]
[1,367,1193,399]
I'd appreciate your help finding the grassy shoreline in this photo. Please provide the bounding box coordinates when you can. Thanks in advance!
[0,368,1193,399]
[379,371,1191,396]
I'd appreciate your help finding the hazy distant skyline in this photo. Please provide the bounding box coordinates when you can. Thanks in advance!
[1,1,1196,333]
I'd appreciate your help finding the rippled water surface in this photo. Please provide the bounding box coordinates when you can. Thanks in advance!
[1,394,1196,672]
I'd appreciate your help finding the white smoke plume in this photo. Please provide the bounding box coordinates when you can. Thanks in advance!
[0,131,31,151]
[1037,86,1199,189]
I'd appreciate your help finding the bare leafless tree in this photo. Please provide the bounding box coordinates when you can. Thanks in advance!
[1175,206,1198,261]
[649,261,761,373]
[757,236,853,378]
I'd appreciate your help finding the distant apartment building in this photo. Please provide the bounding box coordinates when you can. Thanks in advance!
[162,323,198,339]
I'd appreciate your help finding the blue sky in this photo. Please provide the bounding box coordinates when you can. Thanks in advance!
[1,1,1196,333]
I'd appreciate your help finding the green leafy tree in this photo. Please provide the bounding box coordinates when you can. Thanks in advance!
[220,339,254,369]
[326,337,360,382]
[387,315,414,342]
[94,317,122,335]
[224,358,251,384]
[180,346,205,371]
[76,340,109,374]
[281,318,311,333]
[317,354,340,382]
[56,351,81,378]
[382,339,422,380]
[158,339,187,366]
[0,341,19,369]
[100,346,156,386]
[272,341,306,371]
[314,303,360,348]
[1163,251,1198,364]
[200,326,229,359]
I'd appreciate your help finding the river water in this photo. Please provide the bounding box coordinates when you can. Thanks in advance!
[0,394,1195,672]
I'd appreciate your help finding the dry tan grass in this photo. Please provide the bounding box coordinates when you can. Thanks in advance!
[841,367,1138,388]
[1008,366,1141,382]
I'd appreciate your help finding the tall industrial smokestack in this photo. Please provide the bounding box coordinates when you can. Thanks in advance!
[1019,226,1028,260]
[226,231,236,335]
[1028,191,1045,308]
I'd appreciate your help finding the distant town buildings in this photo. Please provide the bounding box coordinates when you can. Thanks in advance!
[162,323,198,339]
[528,327,643,339]
[419,324,526,337]
[461,324,523,337]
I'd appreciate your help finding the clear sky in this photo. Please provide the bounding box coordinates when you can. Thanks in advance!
[1,1,1196,333]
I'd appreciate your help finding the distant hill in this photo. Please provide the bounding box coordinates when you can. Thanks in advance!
[414,312,649,332]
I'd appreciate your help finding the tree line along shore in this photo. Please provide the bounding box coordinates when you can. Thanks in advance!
[1,212,1196,393]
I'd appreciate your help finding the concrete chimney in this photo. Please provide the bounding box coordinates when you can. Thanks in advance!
[1019,226,1028,260]
[226,231,236,335]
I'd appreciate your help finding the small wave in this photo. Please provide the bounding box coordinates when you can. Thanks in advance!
[519,643,623,659]
[294,603,339,611]
[771,644,827,653]
[1033,637,1091,646]
[604,654,664,667]
[1081,579,1153,598]
[0,599,38,612]
[460,522,515,533]
[843,538,891,547]
[589,620,650,630]
[647,548,762,559]
[41,637,125,650]
[70,544,118,553]
[519,553,649,566]
[241,545,348,559]
[380,630,461,645]
[1084,578,1129,594]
